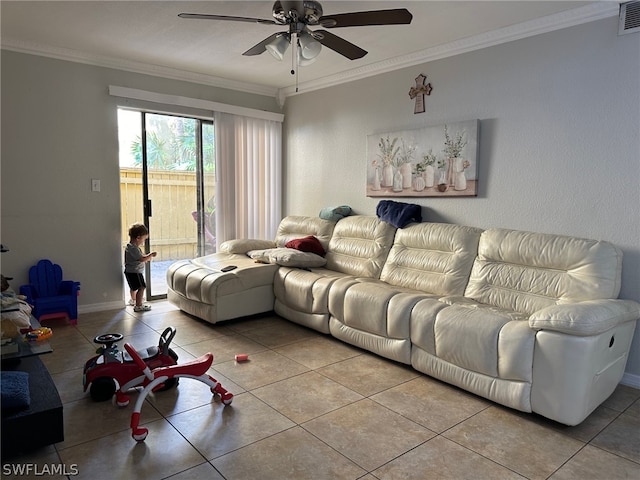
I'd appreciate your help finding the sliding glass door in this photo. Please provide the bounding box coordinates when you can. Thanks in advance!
[118,109,215,300]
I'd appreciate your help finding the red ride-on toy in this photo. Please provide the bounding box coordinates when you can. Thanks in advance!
[83,327,179,407]
[125,342,233,442]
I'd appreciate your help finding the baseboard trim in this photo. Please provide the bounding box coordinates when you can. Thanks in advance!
[621,372,640,389]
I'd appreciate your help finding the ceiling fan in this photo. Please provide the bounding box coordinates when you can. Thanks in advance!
[178,1,413,66]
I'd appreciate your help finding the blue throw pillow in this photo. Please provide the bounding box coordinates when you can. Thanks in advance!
[1,371,30,408]
[319,205,352,222]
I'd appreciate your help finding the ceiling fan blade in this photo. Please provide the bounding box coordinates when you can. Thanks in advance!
[242,33,282,56]
[178,13,277,25]
[314,30,367,60]
[319,9,412,28]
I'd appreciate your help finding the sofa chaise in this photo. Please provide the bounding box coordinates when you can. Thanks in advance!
[166,215,639,426]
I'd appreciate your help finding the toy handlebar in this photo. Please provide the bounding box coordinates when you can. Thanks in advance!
[124,343,154,380]
[159,327,177,355]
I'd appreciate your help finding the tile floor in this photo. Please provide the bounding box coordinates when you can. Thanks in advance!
[2,301,639,480]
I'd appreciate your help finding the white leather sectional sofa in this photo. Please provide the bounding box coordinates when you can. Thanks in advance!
[167,215,639,426]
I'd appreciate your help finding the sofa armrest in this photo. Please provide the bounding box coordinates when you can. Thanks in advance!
[219,239,276,254]
[59,280,80,296]
[529,299,640,336]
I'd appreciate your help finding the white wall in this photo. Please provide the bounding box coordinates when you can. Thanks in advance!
[0,51,281,311]
[282,17,640,379]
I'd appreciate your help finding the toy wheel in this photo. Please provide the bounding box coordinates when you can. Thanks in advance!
[132,428,148,442]
[116,394,130,407]
[90,377,117,401]
[155,378,178,392]
[222,394,233,406]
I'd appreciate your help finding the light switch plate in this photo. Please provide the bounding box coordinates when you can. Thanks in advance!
[91,179,101,192]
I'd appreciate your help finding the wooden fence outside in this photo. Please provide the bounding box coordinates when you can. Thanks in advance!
[120,168,215,261]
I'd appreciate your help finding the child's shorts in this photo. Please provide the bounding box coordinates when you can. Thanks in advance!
[125,272,146,290]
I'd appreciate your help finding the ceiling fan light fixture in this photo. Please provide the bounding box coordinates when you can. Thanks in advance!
[298,49,319,66]
[298,32,322,60]
[265,34,290,60]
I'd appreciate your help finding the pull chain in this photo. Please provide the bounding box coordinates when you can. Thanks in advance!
[291,32,299,92]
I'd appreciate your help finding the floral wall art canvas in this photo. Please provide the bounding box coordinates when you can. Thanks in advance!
[367,119,479,197]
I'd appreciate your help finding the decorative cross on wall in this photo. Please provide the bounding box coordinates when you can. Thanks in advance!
[408,74,433,114]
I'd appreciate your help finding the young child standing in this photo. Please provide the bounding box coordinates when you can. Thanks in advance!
[124,223,157,312]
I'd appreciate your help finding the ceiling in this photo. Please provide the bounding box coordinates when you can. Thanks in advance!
[1,1,620,98]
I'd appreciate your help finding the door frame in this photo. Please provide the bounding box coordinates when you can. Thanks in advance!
[119,108,213,301]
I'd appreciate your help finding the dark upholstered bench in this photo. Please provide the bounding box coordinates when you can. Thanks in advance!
[1,355,63,458]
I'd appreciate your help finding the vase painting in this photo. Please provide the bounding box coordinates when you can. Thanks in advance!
[454,158,468,191]
[372,168,381,190]
[400,162,412,188]
[392,169,403,192]
[382,164,393,187]
[437,170,448,192]
[424,165,435,188]
[366,119,479,197]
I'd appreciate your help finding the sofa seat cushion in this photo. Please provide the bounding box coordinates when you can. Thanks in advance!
[248,248,327,267]
[380,222,482,296]
[327,278,435,364]
[167,253,278,304]
[331,279,434,340]
[409,298,449,355]
[273,267,350,315]
[412,303,535,383]
[439,295,529,321]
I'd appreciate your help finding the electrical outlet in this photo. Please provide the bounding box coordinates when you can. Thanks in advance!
[91,179,101,192]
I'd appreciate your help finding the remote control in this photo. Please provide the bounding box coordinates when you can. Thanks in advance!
[220,265,237,272]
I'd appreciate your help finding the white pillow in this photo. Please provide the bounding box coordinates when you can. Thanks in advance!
[248,248,327,268]
[219,239,276,254]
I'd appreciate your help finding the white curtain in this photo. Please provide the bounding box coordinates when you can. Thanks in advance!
[214,112,282,245]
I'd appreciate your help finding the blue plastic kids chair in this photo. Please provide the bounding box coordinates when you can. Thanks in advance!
[20,259,81,325]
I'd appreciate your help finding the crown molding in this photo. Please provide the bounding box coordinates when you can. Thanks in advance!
[278,2,621,98]
[1,39,279,98]
[1,2,620,103]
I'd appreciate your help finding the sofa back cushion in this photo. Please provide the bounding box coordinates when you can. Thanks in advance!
[465,228,623,315]
[275,216,336,250]
[380,223,483,296]
[326,216,397,278]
